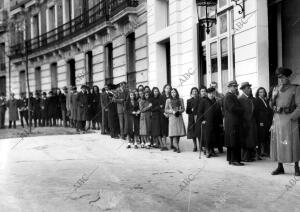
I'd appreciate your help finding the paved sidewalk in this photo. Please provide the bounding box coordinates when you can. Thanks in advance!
[0,132,299,212]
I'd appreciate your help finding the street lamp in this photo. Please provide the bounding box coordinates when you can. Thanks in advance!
[196,0,217,34]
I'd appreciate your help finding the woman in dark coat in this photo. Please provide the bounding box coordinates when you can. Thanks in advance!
[125,91,140,148]
[160,84,172,148]
[86,87,93,131]
[186,87,199,152]
[76,86,89,132]
[91,85,102,130]
[151,87,167,150]
[255,87,273,157]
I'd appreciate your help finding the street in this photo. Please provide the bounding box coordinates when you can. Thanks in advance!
[0,132,299,212]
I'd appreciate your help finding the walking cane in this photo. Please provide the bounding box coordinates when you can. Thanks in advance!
[199,123,203,159]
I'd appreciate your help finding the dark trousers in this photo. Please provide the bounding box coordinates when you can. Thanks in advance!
[227,147,241,162]
[118,113,127,137]
[0,109,5,128]
[102,109,109,133]
[48,117,56,126]
[9,121,16,128]
[77,121,86,131]
[62,110,67,127]
[242,148,255,161]
[20,111,29,127]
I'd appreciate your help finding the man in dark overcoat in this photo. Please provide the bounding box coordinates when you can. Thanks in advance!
[0,92,6,129]
[60,87,68,127]
[7,93,18,128]
[224,80,245,166]
[40,92,48,126]
[100,84,110,134]
[18,92,29,128]
[76,85,88,133]
[70,86,78,129]
[238,82,258,162]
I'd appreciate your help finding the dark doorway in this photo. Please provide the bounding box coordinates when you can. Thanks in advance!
[19,70,26,95]
[165,40,171,85]
[67,59,76,86]
[85,51,93,87]
[0,76,6,96]
[126,33,136,90]
[104,43,113,85]
[50,63,58,90]
[35,67,41,92]
[268,3,278,88]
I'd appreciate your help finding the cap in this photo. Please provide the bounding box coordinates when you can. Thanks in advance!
[276,67,292,78]
[227,80,239,88]
[207,87,216,93]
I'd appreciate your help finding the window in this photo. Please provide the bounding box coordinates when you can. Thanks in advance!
[199,5,234,93]
[0,43,5,71]
[126,33,136,90]
[19,70,26,95]
[67,59,76,86]
[50,63,58,89]
[221,38,229,93]
[220,13,228,34]
[35,67,41,92]
[85,51,93,87]
[156,0,170,30]
[104,43,113,85]
[48,6,56,43]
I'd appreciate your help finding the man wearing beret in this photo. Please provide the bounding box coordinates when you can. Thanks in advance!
[238,82,258,162]
[270,67,300,176]
[223,80,245,166]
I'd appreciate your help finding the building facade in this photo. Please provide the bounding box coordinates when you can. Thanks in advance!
[147,0,300,100]
[8,0,148,97]
[0,0,9,96]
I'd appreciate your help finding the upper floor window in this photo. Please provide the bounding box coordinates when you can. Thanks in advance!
[155,0,170,31]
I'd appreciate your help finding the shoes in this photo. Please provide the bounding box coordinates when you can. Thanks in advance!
[127,144,131,149]
[173,147,178,152]
[171,145,175,149]
[271,167,285,175]
[193,147,197,152]
[177,148,181,153]
[295,165,300,176]
[231,162,245,166]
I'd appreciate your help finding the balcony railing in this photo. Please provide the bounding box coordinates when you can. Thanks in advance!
[10,0,139,58]
[110,0,139,17]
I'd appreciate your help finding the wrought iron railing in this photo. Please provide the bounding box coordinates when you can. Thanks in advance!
[10,0,139,58]
[110,0,139,17]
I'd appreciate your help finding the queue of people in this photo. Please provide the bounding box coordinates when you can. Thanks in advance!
[0,67,299,176]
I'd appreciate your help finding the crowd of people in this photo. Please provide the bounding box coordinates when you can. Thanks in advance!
[0,67,299,175]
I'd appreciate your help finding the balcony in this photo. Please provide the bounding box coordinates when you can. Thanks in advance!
[0,9,8,32]
[10,0,139,59]
[110,0,139,17]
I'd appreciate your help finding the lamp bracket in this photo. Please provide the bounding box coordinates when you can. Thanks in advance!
[231,0,245,18]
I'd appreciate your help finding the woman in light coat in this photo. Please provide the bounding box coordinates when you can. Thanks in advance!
[165,88,186,153]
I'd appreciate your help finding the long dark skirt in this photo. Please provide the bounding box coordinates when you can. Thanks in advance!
[160,114,169,137]
[127,114,140,138]
[151,112,161,137]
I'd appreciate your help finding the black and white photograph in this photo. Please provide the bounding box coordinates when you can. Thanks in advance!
[0,0,300,211]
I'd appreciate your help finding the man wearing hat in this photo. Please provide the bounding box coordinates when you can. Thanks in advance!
[197,87,223,158]
[238,82,258,162]
[7,93,18,128]
[40,92,48,126]
[76,85,88,133]
[100,84,110,134]
[270,67,300,176]
[223,80,245,166]
[0,92,6,129]
[31,91,41,127]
